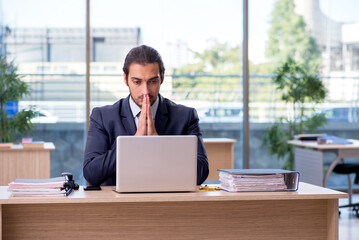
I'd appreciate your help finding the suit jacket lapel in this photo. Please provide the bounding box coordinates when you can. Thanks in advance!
[155,94,168,135]
[120,95,137,135]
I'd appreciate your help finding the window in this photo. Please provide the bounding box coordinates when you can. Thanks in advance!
[2,0,86,184]
[92,0,244,171]
[249,0,359,188]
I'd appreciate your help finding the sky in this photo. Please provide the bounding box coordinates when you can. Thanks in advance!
[1,0,242,48]
[1,0,359,64]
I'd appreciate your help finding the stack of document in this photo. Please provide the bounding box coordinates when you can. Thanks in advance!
[218,169,300,192]
[22,141,45,149]
[8,177,67,197]
[317,135,352,145]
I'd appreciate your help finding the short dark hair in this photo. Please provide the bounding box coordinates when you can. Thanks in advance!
[123,45,165,83]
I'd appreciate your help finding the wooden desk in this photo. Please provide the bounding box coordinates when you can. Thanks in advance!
[204,138,236,180]
[0,183,346,240]
[0,142,55,185]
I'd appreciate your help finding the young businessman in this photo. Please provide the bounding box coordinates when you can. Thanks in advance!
[83,45,209,186]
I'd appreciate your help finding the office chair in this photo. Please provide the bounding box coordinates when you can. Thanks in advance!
[333,163,359,217]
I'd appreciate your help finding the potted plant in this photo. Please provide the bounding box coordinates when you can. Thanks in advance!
[0,57,37,143]
[263,58,327,170]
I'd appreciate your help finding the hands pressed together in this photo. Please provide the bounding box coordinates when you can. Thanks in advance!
[135,94,158,136]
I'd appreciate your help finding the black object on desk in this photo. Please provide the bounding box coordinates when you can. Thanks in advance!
[294,133,327,141]
[84,185,102,191]
[65,188,73,196]
[61,172,79,196]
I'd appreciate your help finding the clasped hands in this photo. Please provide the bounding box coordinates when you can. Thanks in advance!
[135,94,158,136]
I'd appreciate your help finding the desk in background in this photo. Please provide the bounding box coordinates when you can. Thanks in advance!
[203,138,236,180]
[288,139,359,187]
[0,142,55,185]
[0,183,346,240]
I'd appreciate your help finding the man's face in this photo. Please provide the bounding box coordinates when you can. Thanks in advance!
[124,63,162,108]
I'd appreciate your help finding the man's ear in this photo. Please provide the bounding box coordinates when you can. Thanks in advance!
[161,74,164,84]
[124,73,128,86]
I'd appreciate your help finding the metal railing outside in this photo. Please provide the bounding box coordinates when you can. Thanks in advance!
[18,73,359,123]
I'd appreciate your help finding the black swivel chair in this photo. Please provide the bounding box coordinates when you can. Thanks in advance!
[333,163,359,217]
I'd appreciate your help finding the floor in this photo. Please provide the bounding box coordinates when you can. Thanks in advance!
[339,193,359,240]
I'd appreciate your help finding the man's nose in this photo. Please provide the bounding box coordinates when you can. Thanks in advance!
[141,83,149,95]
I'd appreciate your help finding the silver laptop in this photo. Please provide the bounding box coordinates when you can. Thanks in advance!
[115,135,197,193]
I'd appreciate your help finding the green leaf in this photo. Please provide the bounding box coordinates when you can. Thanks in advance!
[0,57,38,142]
[263,57,327,170]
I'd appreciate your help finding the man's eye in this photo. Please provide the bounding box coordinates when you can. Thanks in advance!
[151,79,159,84]
[133,81,140,85]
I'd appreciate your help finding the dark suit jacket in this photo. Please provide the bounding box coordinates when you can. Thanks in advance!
[83,94,209,186]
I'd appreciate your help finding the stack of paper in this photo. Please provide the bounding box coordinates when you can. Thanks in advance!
[317,135,352,145]
[22,141,45,149]
[218,169,299,192]
[0,143,12,148]
[8,177,67,197]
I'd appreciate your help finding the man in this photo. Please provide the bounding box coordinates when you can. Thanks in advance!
[83,45,209,186]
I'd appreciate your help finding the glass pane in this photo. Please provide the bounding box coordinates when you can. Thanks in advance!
[1,0,86,184]
[91,0,244,182]
[249,0,359,189]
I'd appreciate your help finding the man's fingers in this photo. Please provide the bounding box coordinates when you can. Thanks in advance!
[135,95,147,136]
[147,115,158,135]
[136,94,157,136]
[141,95,147,118]
[146,95,158,136]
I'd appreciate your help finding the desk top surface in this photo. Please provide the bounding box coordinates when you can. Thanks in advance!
[203,138,237,143]
[0,183,347,205]
[0,142,55,151]
[288,139,359,150]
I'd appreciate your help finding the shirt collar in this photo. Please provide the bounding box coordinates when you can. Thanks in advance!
[129,95,159,119]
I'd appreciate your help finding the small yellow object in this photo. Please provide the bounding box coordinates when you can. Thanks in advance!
[199,185,221,191]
